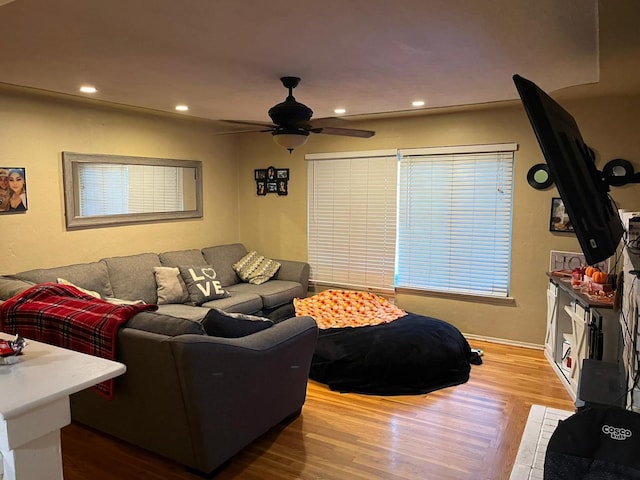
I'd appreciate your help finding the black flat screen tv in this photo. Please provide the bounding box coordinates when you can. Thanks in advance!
[513,74,624,266]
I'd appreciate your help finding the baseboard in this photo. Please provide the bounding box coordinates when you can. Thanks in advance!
[463,332,543,350]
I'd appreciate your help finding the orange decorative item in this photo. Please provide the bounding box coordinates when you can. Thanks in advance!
[592,271,608,284]
[585,266,597,278]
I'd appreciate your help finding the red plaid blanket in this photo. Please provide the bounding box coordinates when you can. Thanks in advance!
[0,282,157,398]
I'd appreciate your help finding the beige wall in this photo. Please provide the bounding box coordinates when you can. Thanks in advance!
[237,94,640,345]
[2,81,639,346]
[0,87,241,273]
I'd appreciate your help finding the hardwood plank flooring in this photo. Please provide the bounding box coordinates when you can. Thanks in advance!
[61,340,575,479]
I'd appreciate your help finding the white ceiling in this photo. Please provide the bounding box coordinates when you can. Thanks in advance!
[0,0,599,129]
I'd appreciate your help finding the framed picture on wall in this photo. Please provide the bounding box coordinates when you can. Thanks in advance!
[549,197,574,232]
[0,167,27,213]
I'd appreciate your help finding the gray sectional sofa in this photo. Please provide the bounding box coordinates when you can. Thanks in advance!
[0,243,318,475]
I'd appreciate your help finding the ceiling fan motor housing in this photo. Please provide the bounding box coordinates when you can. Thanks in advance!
[268,99,313,127]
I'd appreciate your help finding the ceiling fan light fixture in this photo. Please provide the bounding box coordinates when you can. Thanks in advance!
[272,128,309,153]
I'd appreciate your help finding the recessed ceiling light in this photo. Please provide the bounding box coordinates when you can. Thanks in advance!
[79,86,97,94]
[175,105,189,111]
[334,108,346,115]
[412,100,425,107]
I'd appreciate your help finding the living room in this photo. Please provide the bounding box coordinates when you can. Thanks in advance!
[1,1,640,478]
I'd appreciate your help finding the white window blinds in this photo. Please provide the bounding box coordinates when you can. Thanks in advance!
[397,144,515,297]
[77,164,184,216]
[78,164,129,216]
[307,150,398,291]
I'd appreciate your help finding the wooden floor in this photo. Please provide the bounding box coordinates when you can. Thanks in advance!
[61,340,575,480]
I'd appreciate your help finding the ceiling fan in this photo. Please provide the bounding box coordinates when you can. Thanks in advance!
[223,76,375,153]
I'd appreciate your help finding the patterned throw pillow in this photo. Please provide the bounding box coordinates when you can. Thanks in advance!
[232,251,281,285]
[177,265,229,306]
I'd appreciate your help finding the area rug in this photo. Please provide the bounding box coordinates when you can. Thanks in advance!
[510,405,574,480]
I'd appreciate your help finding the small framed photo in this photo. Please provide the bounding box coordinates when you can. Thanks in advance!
[0,167,28,213]
[276,168,289,180]
[256,181,266,196]
[549,197,574,232]
[277,180,288,196]
[255,169,267,180]
[266,182,278,193]
[266,166,276,181]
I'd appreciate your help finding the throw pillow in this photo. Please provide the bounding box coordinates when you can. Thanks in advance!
[201,308,274,338]
[232,250,281,285]
[178,265,229,306]
[57,278,102,299]
[153,267,189,305]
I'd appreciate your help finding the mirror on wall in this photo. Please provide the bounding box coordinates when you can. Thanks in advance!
[62,152,202,229]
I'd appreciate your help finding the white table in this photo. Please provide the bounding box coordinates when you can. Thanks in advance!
[0,333,126,480]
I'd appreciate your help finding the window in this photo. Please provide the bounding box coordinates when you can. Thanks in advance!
[307,143,516,299]
[396,144,515,297]
[306,150,398,292]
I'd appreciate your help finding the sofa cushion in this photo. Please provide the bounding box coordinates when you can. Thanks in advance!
[232,251,281,285]
[0,276,34,301]
[200,292,263,314]
[15,262,114,298]
[201,308,273,338]
[201,243,247,286]
[102,253,161,304]
[155,303,210,321]
[124,311,205,336]
[153,267,189,305]
[178,265,229,306]
[159,249,207,267]
[226,280,304,309]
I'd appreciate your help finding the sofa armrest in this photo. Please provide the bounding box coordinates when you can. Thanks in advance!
[168,316,318,472]
[274,259,310,296]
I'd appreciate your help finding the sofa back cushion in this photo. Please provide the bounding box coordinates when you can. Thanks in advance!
[102,253,161,304]
[0,276,35,301]
[15,262,114,298]
[201,243,247,287]
[159,249,207,267]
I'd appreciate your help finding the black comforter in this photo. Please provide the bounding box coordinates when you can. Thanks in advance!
[310,312,480,395]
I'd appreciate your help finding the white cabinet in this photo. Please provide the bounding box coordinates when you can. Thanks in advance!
[544,276,621,399]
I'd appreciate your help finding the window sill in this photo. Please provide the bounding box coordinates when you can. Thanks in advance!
[395,287,516,306]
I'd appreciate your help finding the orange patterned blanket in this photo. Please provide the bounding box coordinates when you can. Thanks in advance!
[293,289,407,329]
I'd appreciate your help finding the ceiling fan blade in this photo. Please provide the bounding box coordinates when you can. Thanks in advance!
[220,119,275,128]
[313,126,375,138]
[307,117,355,128]
[213,128,273,136]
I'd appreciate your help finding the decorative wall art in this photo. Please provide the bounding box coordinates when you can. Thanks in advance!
[0,167,27,213]
[255,166,288,196]
[549,197,574,232]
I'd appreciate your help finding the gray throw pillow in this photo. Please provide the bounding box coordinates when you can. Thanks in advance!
[178,265,229,306]
[201,308,273,338]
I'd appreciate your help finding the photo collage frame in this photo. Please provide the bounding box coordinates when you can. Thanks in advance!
[255,166,288,196]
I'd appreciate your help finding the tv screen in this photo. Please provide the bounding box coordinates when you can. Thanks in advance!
[513,74,624,265]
